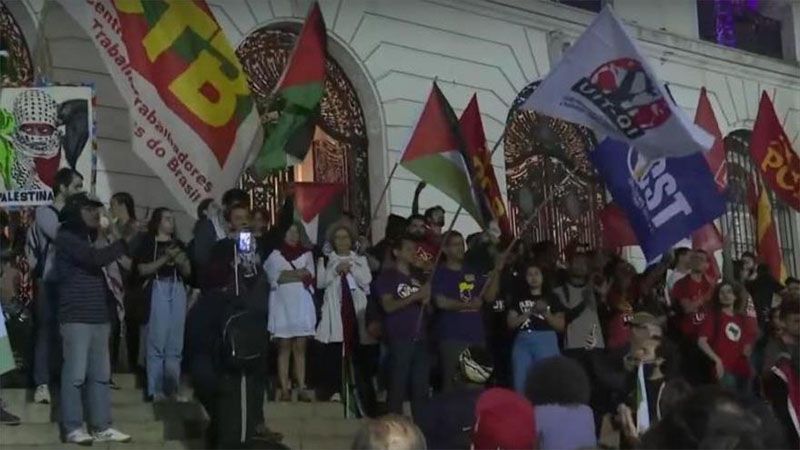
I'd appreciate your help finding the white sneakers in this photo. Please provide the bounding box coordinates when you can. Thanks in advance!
[33,384,51,404]
[66,427,131,445]
[65,429,93,446]
[92,428,132,443]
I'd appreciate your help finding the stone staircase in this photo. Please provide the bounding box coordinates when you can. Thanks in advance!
[0,374,362,449]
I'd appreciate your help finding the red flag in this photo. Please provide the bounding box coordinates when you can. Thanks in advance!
[694,88,727,192]
[749,92,800,211]
[753,178,788,281]
[599,202,638,249]
[459,95,512,239]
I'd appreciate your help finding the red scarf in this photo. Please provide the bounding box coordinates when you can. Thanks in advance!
[279,242,308,263]
[340,274,358,358]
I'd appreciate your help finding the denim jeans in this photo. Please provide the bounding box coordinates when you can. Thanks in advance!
[34,280,60,386]
[146,279,186,397]
[387,340,430,418]
[512,330,560,393]
[60,323,111,433]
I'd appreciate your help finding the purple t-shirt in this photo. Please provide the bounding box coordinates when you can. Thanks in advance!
[432,266,485,343]
[374,268,426,342]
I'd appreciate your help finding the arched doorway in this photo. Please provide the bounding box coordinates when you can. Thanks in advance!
[0,0,34,88]
[503,81,604,255]
[236,26,371,235]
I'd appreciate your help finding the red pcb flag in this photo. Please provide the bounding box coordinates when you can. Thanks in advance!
[459,95,512,239]
[599,202,638,250]
[749,92,800,212]
[58,0,262,216]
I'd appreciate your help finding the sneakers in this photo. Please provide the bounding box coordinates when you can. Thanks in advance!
[65,429,93,446]
[0,404,21,426]
[92,428,132,443]
[34,384,51,404]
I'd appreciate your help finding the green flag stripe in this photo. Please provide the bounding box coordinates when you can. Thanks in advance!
[403,153,481,221]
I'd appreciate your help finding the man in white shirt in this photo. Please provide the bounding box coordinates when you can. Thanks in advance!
[664,247,692,308]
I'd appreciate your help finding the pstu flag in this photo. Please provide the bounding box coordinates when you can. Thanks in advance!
[401,83,483,225]
[749,91,800,212]
[58,0,262,217]
[589,138,726,262]
[459,95,511,238]
[294,182,345,245]
[694,87,727,192]
[253,2,327,178]
[521,7,713,161]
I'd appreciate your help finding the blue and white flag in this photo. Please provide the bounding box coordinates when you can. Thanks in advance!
[521,7,713,160]
[589,138,726,262]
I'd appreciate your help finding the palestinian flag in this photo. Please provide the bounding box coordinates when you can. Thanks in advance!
[635,364,651,434]
[0,302,14,375]
[401,83,483,224]
[294,182,345,245]
[252,2,327,178]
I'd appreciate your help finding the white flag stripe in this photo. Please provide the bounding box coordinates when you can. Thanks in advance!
[521,7,712,160]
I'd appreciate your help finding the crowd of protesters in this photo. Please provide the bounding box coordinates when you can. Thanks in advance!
[1,173,799,449]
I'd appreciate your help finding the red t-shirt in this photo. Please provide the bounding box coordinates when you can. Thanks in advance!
[671,275,714,339]
[604,284,639,349]
[699,310,755,377]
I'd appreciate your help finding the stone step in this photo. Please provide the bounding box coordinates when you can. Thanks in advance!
[264,401,350,420]
[266,417,363,439]
[6,440,205,450]
[284,435,355,450]
[8,399,206,424]
[0,420,189,446]
[1,388,146,407]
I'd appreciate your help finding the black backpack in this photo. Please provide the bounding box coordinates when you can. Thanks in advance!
[221,307,269,372]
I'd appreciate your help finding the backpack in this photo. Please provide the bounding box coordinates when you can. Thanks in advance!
[221,308,269,372]
[25,206,58,279]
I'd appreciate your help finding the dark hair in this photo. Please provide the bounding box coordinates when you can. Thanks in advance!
[391,234,416,258]
[785,276,799,286]
[779,298,800,319]
[147,207,172,237]
[351,415,427,450]
[197,198,214,219]
[712,281,745,312]
[110,192,136,221]
[658,378,693,419]
[525,356,591,406]
[424,206,445,222]
[407,214,425,224]
[741,251,757,261]
[223,202,249,222]
[385,214,408,241]
[639,386,780,449]
[53,168,82,196]
[673,247,691,268]
[221,188,248,208]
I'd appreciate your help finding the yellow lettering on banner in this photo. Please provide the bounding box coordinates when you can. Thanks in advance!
[113,0,144,14]
[170,47,249,126]
[140,0,217,62]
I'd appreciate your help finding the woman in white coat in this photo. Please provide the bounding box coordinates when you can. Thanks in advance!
[315,222,373,406]
[264,223,316,401]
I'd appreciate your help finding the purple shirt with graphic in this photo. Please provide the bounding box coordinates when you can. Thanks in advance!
[374,268,426,342]
[431,266,485,343]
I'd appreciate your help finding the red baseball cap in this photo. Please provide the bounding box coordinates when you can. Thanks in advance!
[472,388,537,450]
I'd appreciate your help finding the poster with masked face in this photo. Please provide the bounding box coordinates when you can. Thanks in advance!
[0,86,94,207]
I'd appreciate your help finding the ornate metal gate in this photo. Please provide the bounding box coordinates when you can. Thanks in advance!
[236,27,371,234]
[503,82,605,255]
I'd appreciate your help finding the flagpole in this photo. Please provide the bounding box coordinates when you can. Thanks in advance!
[413,205,463,341]
[369,162,399,221]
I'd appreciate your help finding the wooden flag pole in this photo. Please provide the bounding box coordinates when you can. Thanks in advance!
[370,161,399,221]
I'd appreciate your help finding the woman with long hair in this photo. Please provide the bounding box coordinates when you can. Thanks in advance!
[507,262,565,393]
[264,223,316,401]
[315,221,374,412]
[697,281,755,394]
[134,208,191,401]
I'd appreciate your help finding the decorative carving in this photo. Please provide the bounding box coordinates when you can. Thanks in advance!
[504,81,604,257]
[0,0,34,87]
[236,27,370,234]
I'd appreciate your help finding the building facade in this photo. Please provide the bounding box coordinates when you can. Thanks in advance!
[3,0,798,273]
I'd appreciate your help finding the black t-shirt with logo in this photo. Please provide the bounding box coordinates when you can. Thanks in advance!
[510,291,564,333]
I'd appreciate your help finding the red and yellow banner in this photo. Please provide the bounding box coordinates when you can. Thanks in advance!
[750,92,800,212]
[59,0,261,214]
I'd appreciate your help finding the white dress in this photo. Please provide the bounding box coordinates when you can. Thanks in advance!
[264,249,317,338]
